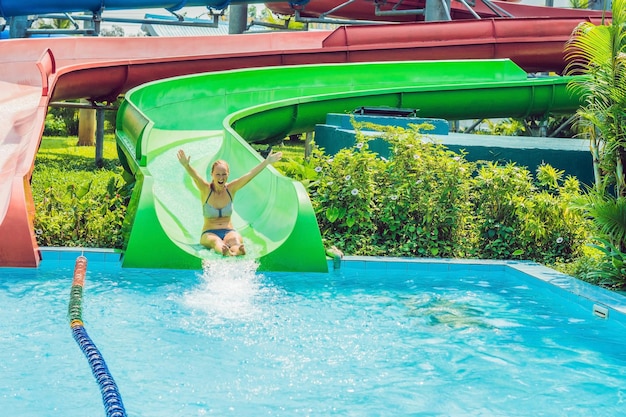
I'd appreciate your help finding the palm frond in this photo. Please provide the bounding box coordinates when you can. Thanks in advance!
[586,196,626,248]
[565,24,613,75]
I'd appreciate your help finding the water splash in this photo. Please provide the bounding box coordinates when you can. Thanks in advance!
[182,259,269,324]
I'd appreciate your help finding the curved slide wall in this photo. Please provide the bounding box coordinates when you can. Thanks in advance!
[0,16,598,269]
[117,59,582,271]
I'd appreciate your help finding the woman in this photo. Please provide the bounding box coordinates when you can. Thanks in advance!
[177,149,283,256]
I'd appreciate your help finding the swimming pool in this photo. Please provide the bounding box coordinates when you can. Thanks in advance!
[2,249,626,416]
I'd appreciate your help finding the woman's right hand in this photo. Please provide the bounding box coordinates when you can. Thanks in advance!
[177,149,190,167]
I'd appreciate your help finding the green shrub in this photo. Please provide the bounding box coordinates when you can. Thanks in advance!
[44,106,78,136]
[372,123,476,257]
[32,137,130,248]
[307,123,589,265]
[43,113,68,136]
[472,162,588,263]
[33,172,131,248]
[567,192,626,288]
[310,136,384,255]
[310,123,476,257]
[577,238,626,289]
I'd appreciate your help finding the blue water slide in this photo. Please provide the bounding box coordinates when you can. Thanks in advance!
[0,0,287,17]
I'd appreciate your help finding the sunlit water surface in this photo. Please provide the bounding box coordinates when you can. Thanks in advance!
[1,259,626,416]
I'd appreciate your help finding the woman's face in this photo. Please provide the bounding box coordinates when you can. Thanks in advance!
[211,165,229,187]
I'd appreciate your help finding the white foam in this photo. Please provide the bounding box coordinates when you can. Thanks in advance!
[182,259,266,324]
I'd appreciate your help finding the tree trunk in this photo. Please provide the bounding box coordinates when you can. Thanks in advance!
[77,108,96,146]
[590,133,603,190]
[617,146,626,196]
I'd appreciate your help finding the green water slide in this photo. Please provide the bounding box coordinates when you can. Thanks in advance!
[115,59,581,271]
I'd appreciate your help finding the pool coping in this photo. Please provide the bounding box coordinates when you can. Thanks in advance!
[35,247,626,319]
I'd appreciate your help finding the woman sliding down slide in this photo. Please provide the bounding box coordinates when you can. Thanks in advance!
[177,149,282,256]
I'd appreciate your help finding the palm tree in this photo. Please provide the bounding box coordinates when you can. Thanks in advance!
[564,0,626,194]
[565,1,626,286]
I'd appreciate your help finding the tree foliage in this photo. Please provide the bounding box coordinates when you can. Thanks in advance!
[565,0,626,194]
[564,0,626,286]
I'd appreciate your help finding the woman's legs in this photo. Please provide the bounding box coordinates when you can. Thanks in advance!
[200,232,231,256]
[201,230,245,256]
[223,231,245,256]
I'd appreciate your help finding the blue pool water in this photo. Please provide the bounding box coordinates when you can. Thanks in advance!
[1,251,626,416]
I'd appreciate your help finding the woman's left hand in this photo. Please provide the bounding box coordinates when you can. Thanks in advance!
[266,151,283,164]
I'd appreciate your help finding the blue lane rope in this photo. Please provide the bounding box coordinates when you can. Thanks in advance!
[69,255,127,417]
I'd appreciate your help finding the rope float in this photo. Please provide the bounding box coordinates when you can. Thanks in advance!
[69,255,127,417]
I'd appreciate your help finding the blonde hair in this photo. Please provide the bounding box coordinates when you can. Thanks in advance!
[211,159,229,173]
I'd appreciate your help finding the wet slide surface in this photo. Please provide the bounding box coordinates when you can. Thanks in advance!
[0,16,601,269]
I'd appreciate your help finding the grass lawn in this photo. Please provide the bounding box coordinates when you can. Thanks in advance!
[37,135,120,163]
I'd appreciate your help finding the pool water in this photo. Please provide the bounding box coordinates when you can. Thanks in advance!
[1,256,626,416]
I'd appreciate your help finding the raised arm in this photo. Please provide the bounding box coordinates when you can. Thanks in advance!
[228,151,283,193]
[177,149,209,191]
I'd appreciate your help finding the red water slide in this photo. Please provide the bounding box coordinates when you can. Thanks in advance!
[0,16,603,267]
